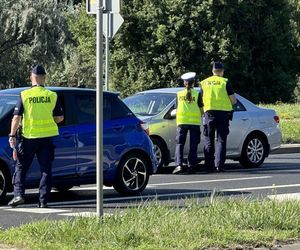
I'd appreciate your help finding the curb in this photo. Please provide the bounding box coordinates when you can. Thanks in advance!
[271,144,300,154]
[254,242,300,250]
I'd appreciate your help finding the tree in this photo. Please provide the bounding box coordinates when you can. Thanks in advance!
[0,0,73,88]
[63,3,96,87]
[66,0,299,102]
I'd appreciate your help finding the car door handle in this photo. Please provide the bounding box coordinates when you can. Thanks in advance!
[112,125,124,132]
[241,118,249,121]
[61,132,73,139]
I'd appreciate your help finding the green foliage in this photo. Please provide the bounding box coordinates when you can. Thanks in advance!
[260,103,300,143]
[0,0,73,88]
[109,0,299,101]
[63,2,96,87]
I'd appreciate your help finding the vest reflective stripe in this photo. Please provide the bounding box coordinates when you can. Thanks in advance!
[21,87,59,138]
[176,89,201,125]
[201,75,233,112]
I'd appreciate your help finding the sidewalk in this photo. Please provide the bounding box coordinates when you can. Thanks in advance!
[271,144,300,154]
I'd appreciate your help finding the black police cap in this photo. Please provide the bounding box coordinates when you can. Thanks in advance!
[212,62,224,70]
[31,65,46,75]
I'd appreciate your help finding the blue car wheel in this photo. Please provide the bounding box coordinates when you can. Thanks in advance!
[0,165,9,204]
[113,152,150,195]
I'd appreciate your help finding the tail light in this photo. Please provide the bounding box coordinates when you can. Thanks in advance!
[140,121,150,135]
[273,115,280,123]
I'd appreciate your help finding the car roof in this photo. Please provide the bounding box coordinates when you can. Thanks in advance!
[129,87,259,110]
[0,87,118,96]
[133,87,245,99]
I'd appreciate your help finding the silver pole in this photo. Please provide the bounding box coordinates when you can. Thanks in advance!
[105,13,110,91]
[96,0,104,217]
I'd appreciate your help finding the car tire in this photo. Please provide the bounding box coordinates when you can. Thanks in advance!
[0,165,9,204]
[54,185,73,192]
[152,138,169,171]
[239,134,267,168]
[113,153,150,196]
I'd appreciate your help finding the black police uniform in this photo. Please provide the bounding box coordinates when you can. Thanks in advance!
[201,66,235,172]
[11,87,63,206]
[175,94,203,170]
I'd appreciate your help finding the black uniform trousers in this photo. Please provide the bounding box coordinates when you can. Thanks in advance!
[175,125,201,167]
[13,137,55,203]
[203,111,230,170]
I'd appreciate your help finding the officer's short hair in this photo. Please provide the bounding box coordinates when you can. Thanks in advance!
[31,65,46,75]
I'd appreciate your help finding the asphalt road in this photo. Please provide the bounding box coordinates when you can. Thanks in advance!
[0,153,300,229]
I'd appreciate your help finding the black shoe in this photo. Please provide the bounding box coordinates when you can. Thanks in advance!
[187,166,197,174]
[173,165,185,174]
[38,202,48,208]
[216,168,226,172]
[8,196,25,207]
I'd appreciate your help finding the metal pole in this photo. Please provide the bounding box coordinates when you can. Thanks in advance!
[105,13,110,91]
[96,0,104,217]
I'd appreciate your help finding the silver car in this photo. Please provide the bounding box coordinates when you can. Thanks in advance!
[123,88,282,170]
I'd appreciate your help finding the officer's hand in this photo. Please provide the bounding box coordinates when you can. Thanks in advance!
[8,136,16,149]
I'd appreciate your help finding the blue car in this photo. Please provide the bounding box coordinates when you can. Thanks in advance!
[0,87,157,203]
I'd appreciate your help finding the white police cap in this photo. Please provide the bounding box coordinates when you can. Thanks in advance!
[181,72,196,81]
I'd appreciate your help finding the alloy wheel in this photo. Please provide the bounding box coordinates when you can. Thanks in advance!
[246,138,264,163]
[121,157,147,191]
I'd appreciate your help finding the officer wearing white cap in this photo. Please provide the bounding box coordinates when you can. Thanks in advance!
[173,72,203,174]
[8,65,64,208]
[200,62,237,172]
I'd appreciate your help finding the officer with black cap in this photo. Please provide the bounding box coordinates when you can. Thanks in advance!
[200,62,237,172]
[8,65,64,208]
[173,72,203,174]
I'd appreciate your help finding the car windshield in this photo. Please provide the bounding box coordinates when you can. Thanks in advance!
[124,93,175,116]
[0,94,18,120]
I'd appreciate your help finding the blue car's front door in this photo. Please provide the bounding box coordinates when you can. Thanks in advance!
[26,92,78,186]
[72,92,97,180]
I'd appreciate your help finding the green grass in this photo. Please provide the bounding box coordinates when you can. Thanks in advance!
[0,198,300,250]
[260,103,300,143]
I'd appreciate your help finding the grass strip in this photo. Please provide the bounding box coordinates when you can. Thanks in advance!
[0,198,299,250]
[260,103,300,143]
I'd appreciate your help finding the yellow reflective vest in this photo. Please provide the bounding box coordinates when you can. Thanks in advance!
[21,86,59,138]
[200,75,233,112]
[176,89,201,126]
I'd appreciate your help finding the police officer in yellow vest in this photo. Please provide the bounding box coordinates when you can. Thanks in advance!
[8,65,64,208]
[200,62,236,172]
[173,72,203,174]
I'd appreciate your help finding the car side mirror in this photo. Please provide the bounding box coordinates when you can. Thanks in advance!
[170,109,177,118]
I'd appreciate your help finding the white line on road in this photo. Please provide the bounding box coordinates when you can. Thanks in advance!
[223,183,300,192]
[2,185,300,215]
[62,176,273,191]
[2,208,69,214]
[148,176,273,187]
[268,193,300,201]
[59,212,113,217]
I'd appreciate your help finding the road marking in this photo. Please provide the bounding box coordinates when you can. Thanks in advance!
[222,183,300,192]
[148,176,273,187]
[23,186,113,194]
[59,212,113,217]
[55,176,273,192]
[268,193,300,201]
[2,208,69,214]
[70,186,113,191]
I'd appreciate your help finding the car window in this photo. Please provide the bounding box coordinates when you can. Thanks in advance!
[111,97,134,120]
[103,95,111,121]
[124,93,175,116]
[56,94,66,127]
[74,94,96,124]
[0,95,18,120]
[233,99,246,112]
[104,94,133,121]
